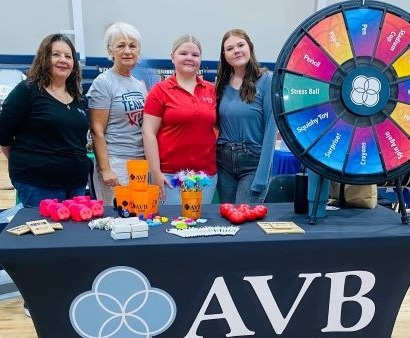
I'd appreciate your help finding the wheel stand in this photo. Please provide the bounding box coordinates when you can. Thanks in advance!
[394,177,409,224]
[308,176,409,225]
[308,174,325,225]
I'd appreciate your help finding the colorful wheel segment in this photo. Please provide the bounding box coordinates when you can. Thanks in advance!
[272,0,410,184]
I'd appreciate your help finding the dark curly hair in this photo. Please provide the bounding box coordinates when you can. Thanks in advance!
[27,33,83,101]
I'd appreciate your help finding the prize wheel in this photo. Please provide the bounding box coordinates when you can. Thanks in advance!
[272,0,410,185]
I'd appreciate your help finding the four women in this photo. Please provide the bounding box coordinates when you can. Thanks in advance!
[0,27,276,207]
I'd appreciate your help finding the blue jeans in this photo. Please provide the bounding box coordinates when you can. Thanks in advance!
[162,173,217,205]
[12,180,86,208]
[217,143,267,203]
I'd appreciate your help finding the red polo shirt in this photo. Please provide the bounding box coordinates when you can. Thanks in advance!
[144,74,217,175]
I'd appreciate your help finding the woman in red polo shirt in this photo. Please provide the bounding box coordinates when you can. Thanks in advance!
[142,35,217,205]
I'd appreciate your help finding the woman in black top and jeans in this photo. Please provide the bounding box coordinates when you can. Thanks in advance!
[0,34,90,317]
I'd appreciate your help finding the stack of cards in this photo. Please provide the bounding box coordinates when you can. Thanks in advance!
[7,219,63,236]
[110,218,149,240]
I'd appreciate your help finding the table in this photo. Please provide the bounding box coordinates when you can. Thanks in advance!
[1,204,410,338]
[272,150,302,175]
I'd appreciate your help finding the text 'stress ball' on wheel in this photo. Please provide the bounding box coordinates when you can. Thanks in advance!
[272,0,410,185]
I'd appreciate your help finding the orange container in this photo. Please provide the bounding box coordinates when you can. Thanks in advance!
[127,160,149,191]
[131,190,150,218]
[180,191,202,219]
[114,186,132,212]
[147,184,160,214]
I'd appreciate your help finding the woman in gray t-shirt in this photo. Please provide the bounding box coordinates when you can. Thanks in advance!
[87,22,147,205]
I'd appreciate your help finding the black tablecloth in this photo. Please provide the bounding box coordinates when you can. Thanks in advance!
[0,204,409,338]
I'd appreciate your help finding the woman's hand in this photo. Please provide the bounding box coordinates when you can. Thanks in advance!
[100,168,120,187]
[151,171,171,202]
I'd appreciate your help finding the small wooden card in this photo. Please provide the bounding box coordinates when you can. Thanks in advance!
[257,221,305,234]
[48,222,64,230]
[7,224,31,236]
[26,219,55,235]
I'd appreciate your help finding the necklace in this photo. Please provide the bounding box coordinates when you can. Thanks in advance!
[48,86,71,110]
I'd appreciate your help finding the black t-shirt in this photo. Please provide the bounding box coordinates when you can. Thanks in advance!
[0,80,91,188]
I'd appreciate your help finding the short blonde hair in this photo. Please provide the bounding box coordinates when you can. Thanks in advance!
[104,22,142,60]
[171,34,202,55]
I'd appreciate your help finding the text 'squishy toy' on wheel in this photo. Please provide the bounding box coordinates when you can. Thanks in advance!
[273,0,410,186]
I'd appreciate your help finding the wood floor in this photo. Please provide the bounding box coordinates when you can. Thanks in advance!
[0,298,37,338]
[0,293,409,337]
[0,152,410,337]
[0,152,15,210]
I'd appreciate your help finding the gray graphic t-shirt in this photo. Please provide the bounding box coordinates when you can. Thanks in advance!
[87,68,147,157]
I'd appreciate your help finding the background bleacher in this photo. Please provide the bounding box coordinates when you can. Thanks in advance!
[0,54,276,94]
[0,54,101,94]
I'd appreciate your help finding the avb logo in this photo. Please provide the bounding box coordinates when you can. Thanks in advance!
[184,203,201,211]
[130,174,147,182]
[71,268,377,337]
[70,267,176,338]
[184,271,376,336]
[350,75,381,107]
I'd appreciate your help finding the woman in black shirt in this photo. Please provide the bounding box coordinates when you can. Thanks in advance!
[0,34,90,207]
